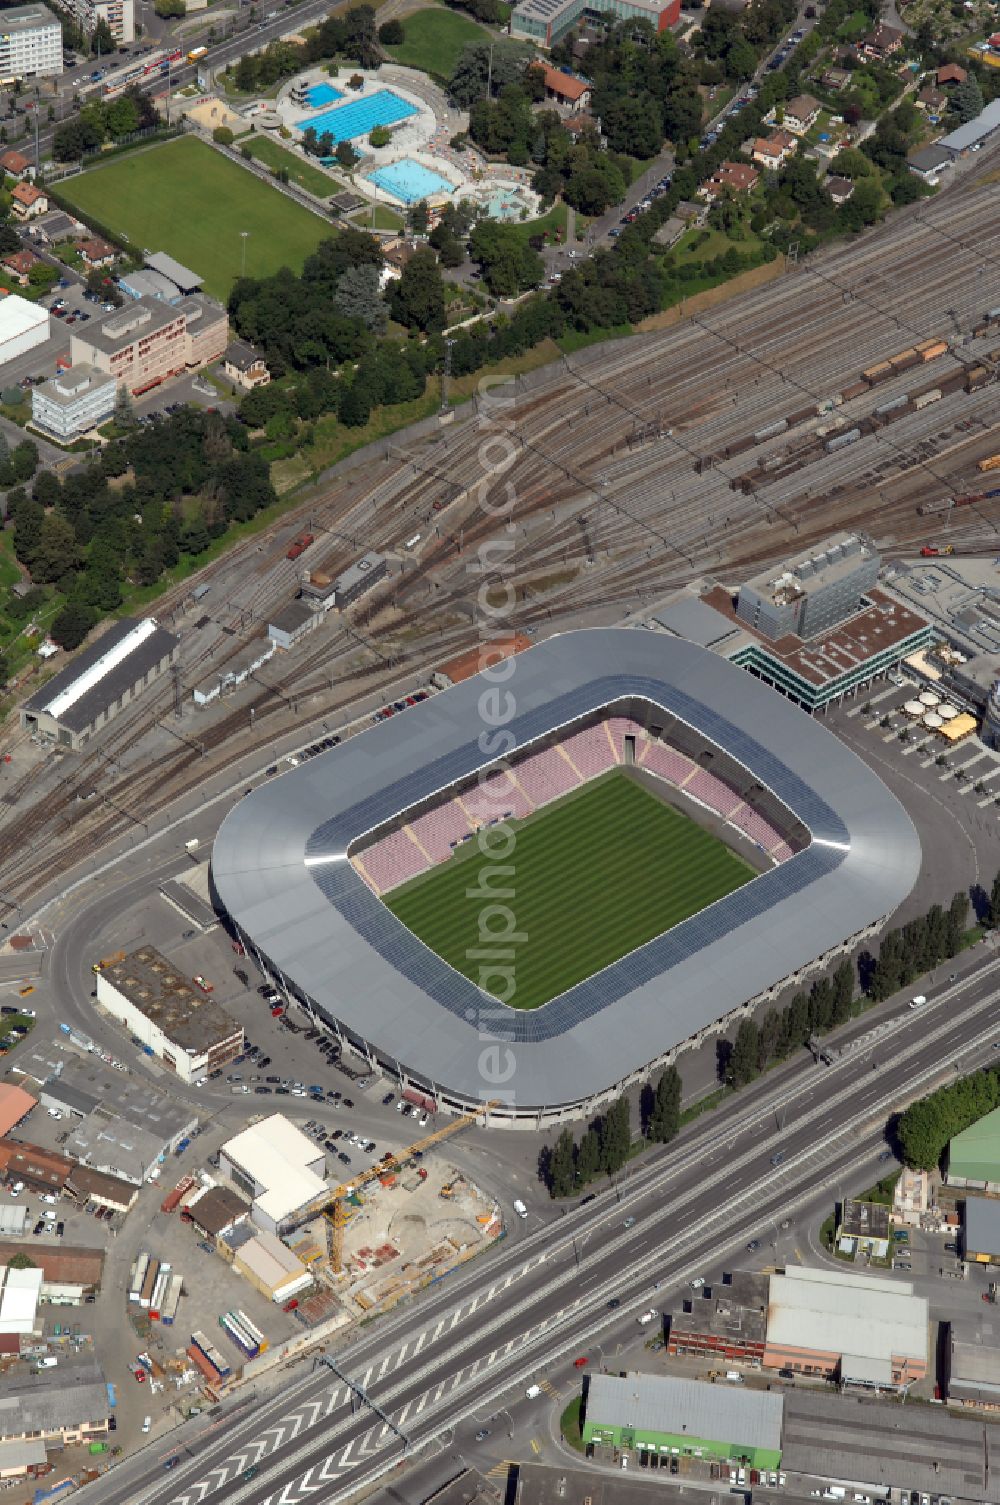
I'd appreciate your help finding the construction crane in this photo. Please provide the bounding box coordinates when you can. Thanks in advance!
[322,1100,501,1274]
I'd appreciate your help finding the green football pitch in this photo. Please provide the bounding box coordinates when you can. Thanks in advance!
[385,770,754,1011]
[58,137,332,300]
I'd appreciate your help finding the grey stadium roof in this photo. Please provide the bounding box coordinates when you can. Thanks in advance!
[211,629,920,1112]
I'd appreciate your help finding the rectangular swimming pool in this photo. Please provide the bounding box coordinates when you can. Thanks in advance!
[367,159,454,204]
[297,89,418,143]
[304,82,343,108]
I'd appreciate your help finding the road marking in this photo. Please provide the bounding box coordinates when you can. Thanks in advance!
[413,1330,427,1356]
[530,1438,541,1454]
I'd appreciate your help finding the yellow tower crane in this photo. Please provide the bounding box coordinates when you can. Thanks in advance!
[323,1100,500,1274]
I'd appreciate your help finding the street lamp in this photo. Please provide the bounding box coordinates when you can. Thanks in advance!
[240,230,249,277]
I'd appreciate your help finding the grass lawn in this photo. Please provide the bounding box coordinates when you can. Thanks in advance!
[348,202,405,231]
[241,135,338,197]
[58,137,333,300]
[387,4,495,79]
[671,223,761,266]
[385,770,754,1010]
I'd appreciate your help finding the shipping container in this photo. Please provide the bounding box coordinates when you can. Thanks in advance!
[913,389,942,410]
[220,1312,259,1359]
[840,381,869,403]
[874,395,909,417]
[191,1330,231,1378]
[106,1381,116,1409]
[160,1176,195,1215]
[129,1253,149,1304]
[861,361,894,384]
[825,428,861,453]
[753,418,788,443]
[785,404,819,425]
[965,367,990,392]
[186,1343,224,1385]
[978,454,1000,472]
[161,1274,183,1326]
[234,1310,266,1351]
[138,1258,159,1309]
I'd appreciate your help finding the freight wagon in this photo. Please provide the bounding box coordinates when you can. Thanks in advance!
[138,1258,160,1310]
[978,454,1000,472]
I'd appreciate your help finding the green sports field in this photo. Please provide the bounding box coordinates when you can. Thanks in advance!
[57,137,332,300]
[385,771,754,1011]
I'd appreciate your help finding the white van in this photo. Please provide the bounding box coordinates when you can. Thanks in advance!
[909,995,928,1010]
[142,1416,152,1433]
[36,1357,57,1370]
[525,1384,541,1399]
[725,1371,743,1383]
[513,1199,528,1219]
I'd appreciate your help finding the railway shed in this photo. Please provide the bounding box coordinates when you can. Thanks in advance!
[19,617,178,750]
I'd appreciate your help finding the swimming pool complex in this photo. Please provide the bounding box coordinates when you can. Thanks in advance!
[303,82,343,107]
[297,89,419,143]
[367,159,454,204]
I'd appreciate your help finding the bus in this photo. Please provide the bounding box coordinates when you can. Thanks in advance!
[187,45,208,62]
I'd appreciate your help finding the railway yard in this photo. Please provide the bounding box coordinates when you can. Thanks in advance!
[4,172,1000,908]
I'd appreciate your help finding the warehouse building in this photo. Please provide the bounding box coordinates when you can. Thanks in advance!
[0,293,48,364]
[220,1115,327,1235]
[96,946,243,1085]
[267,599,319,651]
[0,6,62,82]
[963,1196,1000,1264]
[0,1438,46,1480]
[667,1270,769,1364]
[193,637,274,706]
[65,1113,168,1186]
[0,1140,72,1196]
[762,1265,927,1389]
[0,1360,111,1448]
[222,1226,313,1303]
[0,1266,41,1336]
[947,1318,1000,1409]
[782,1388,1000,1502]
[947,1106,1000,1191]
[582,1372,783,1468]
[66,1164,138,1215]
[145,251,202,295]
[19,616,178,750]
[183,1185,249,1240]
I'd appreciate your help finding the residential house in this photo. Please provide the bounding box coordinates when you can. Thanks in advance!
[825,174,855,204]
[821,66,851,91]
[1,249,41,287]
[75,236,117,270]
[532,62,592,112]
[937,62,967,85]
[699,160,760,199]
[752,128,797,169]
[27,210,78,244]
[908,143,953,179]
[223,340,270,390]
[917,85,946,112]
[782,94,821,134]
[10,182,47,221]
[564,113,601,140]
[0,150,32,180]
[859,22,905,60]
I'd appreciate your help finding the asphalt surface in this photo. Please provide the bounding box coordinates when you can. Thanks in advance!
[72,952,1000,1505]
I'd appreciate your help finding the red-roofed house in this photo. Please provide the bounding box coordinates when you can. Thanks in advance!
[0,150,32,180]
[76,236,117,270]
[10,182,47,221]
[937,63,967,84]
[699,160,760,199]
[0,1084,36,1139]
[534,63,592,112]
[752,128,797,169]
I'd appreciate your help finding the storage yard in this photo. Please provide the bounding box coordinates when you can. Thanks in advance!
[6,175,1000,908]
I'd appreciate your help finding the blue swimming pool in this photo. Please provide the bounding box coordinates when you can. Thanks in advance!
[297,89,419,143]
[367,159,454,204]
[304,82,343,107]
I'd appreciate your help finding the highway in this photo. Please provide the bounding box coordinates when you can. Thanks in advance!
[81,954,1000,1505]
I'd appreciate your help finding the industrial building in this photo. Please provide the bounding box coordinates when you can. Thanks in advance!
[510,0,679,47]
[581,1372,783,1468]
[19,615,178,750]
[33,1049,195,1154]
[96,946,243,1085]
[837,1199,890,1258]
[0,1360,111,1448]
[666,1270,769,1364]
[267,599,319,651]
[0,6,61,82]
[0,1084,36,1138]
[221,1226,313,1303]
[333,552,387,610]
[963,1196,1000,1263]
[145,251,202,295]
[763,1265,928,1389]
[0,1267,41,1337]
[0,1140,72,1196]
[0,294,48,365]
[69,294,227,395]
[192,637,274,706]
[947,1106,1000,1191]
[65,1113,169,1186]
[31,363,117,441]
[66,1164,138,1215]
[219,1115,327,1235]
[947,1318,1000,1409]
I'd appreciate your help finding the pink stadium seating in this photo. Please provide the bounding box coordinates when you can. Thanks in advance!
[770,841,793,864]
[685,768,742,817]
[354,831,429,894]
[641,741,694,787]
[560,725,618,780]
[463,768,533,824]
[515,746,581,807]
[728,805,782,851]
[605,716,644,760]
[407,800,472,862]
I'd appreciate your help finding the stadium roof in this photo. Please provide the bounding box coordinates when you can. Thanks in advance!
[211,629,921,1114]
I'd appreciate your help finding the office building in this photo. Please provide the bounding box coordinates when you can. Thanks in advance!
[0,6,61,83]
[735,533,880,642]
[667,1270,769,1364]
[582,1372,783,1468]
[70,298,186,395]
[511,0,679,47]
[179,294,228,368]
[95,946,243,1085]
[32,364,117,441]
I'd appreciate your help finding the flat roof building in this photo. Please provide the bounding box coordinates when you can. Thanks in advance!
[0,293,48,364]
[32,363,117,442]
[226,1226,313,1302]
[511,0,679,47]
[431,633,532,688]
[0,6,62,83]
[267,599,319,651]
[69,296,202,395]
[220,1114,327,1234]
[0,1266,41,1335]
[964,1196,1000,1263]
[667,1270,769,1364]
[64,1112,168,1186]
[582,1372,783,1468]
[145,250,202,294]
[118,268,182,305]
[96,946,243,1085]
[20,616,178,750]
[763,1265,928,1389]
[0,1084,35,1138]
[948,1317,1000,1409]
[938,98,1000,155]
[0,1360,111,1447]
[51,0,134,44]
[736,533,879,642]
[948,1107,1000,1191]
[333,551,387,610]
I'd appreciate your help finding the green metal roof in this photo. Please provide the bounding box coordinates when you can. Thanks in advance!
[949,1106,1000,1182]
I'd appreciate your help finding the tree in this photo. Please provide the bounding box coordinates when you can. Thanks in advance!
[338,380,371,427]
[648,1066,681,1144]
[991,871,1000,928]
[947,890,969,955]
[831,958,855,1026]
[600,1095,631,1175]
[447,39,535,107]
[154,0,186,13]
[378,18,403,44]
[388,246,445,332]
[548,1127,575,1197]
[335,139,358,169]
[575,1125,601,1184]
[113,385,138,433]
[213,125,235,146]
[31,513,80,583]
[50,600,97,650]
[369,124,391,148]
[728,1019,760,1087]
[951,76,984,125]
[91,16,114,53]
[334,263,387,332]
[407,199,430,236]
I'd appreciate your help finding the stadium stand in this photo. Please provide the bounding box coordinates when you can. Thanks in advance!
[462,769,533,824]
[771,840,793,863]
[685,767,743,817]
[407,801,473,861]
[516,745,581,806]
[641,740,695,786]
[560,724,619,780]
[729,805,782,852]
[353,830,429,894]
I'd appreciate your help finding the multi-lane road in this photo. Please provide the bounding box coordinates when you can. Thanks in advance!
[82,954,1000,1505]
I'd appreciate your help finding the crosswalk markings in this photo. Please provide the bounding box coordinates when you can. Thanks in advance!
[487,1463,515,1480]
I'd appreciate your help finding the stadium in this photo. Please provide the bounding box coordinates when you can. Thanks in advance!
[210,629,921,1128]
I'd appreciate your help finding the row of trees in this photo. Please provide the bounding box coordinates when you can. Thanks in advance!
[53,88,158,162]
[898,1068,1000,1170]
[539,1067,681,1197]
[227,4,379,93]
[868,892,971,1001]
